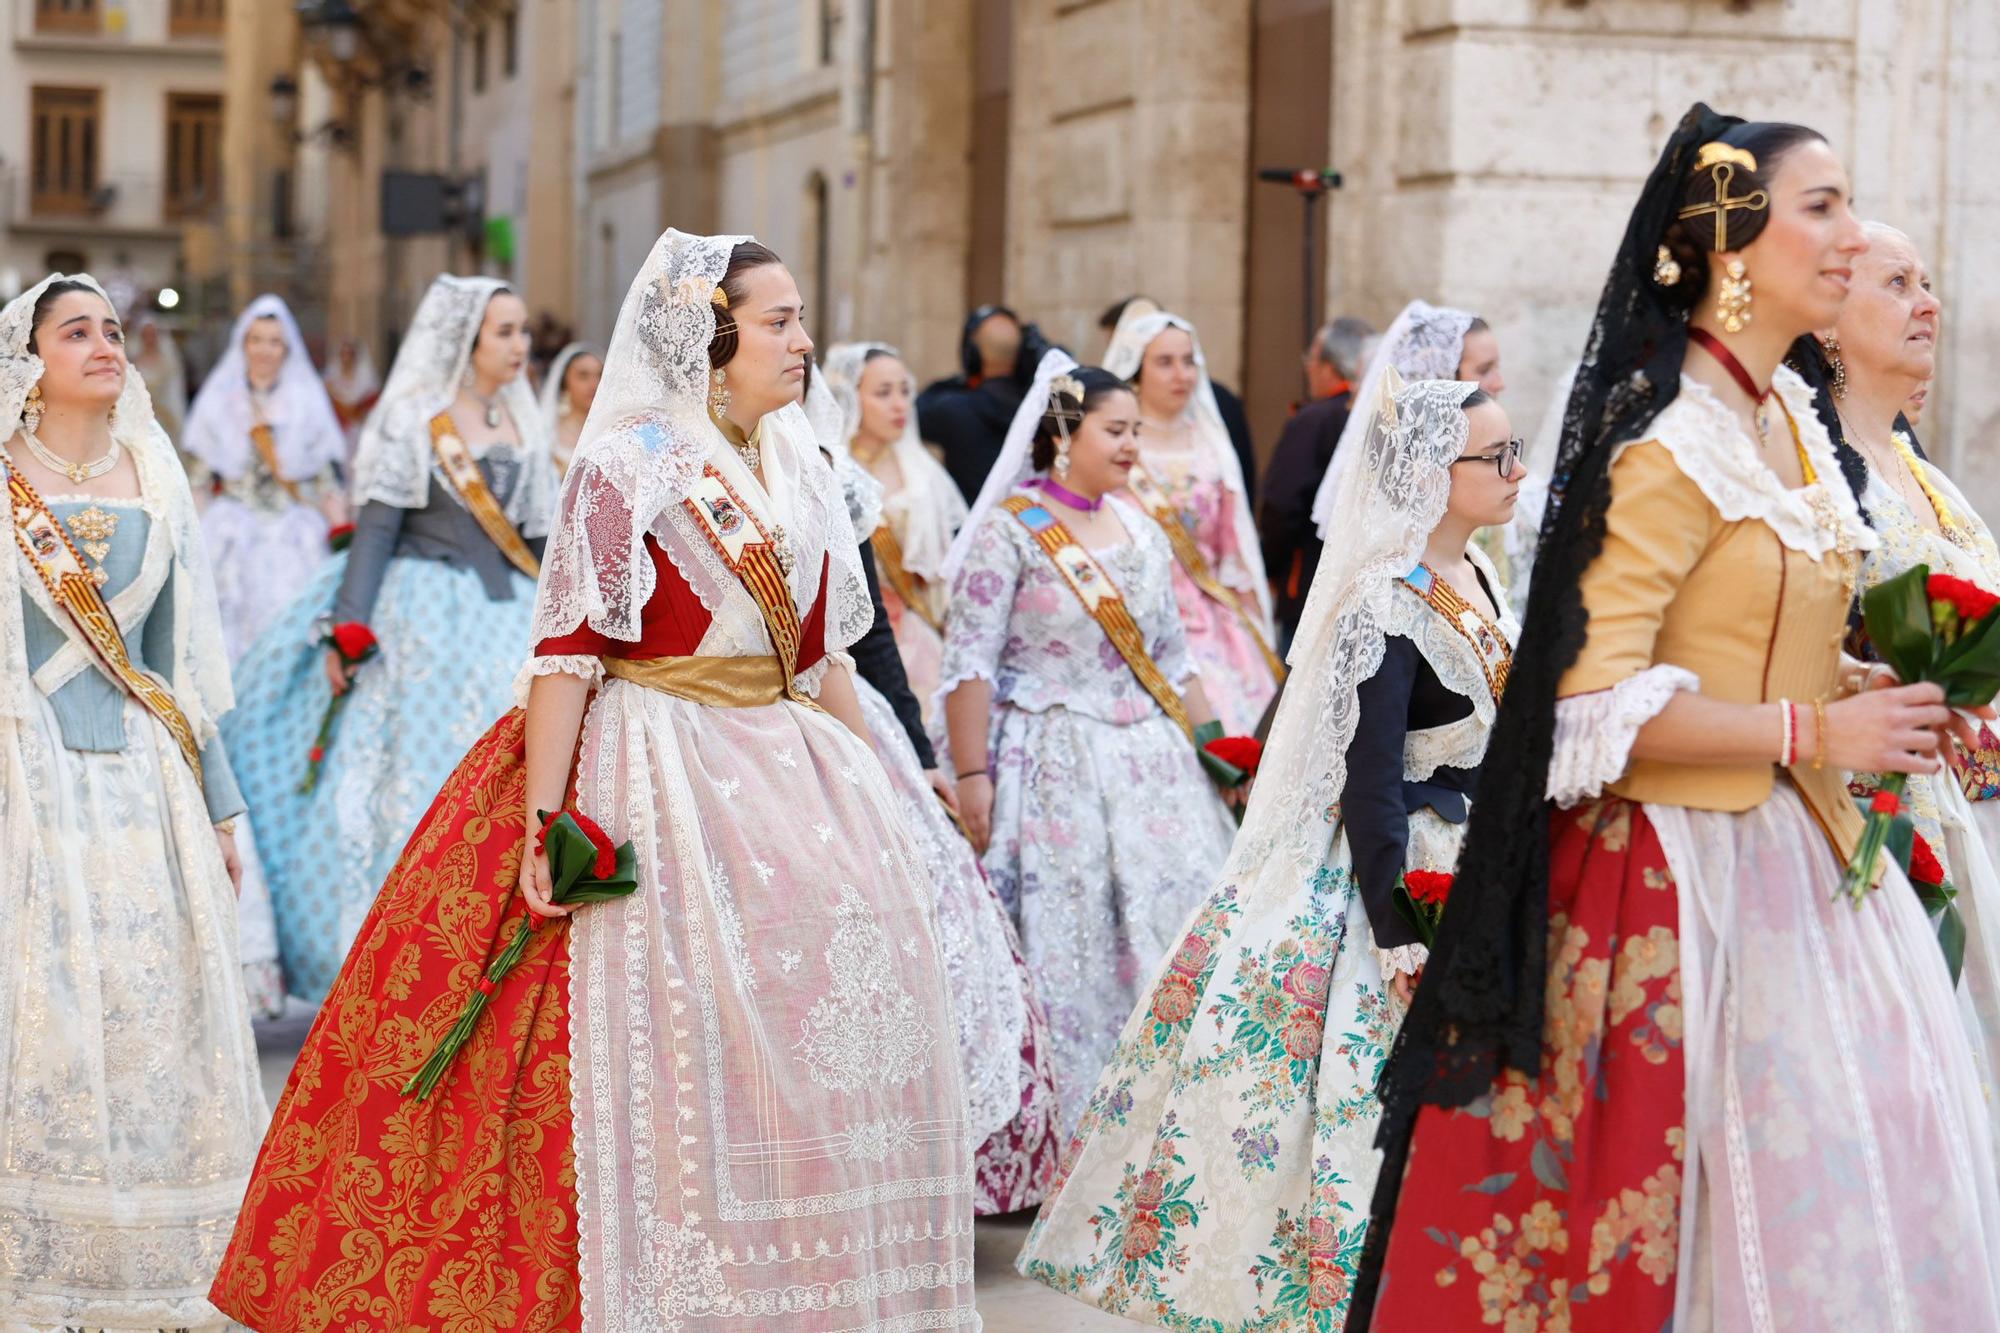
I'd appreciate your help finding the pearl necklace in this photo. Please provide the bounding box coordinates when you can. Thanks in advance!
[22,428,121,483]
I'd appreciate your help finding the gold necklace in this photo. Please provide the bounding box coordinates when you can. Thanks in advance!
[22,428,121,483]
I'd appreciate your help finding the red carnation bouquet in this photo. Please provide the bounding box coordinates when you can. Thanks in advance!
[299,620,379,793]
[403,809,638,1100]
[1194,721,1261,824]
[1392,869,1454,947]
[326,521,356,552]
[1842,566,2000,910]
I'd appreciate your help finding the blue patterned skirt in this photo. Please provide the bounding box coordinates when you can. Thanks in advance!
[223,554,537,1002]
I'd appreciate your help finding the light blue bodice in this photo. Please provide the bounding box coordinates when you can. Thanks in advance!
[19,497,244,820]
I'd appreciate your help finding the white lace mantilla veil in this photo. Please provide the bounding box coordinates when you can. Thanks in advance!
[0,273,233,738]
[1229,373,1482,883]
[528,229,872,654]
[181,292,346,479]
[349,273,554,534]
[537,339,602,435]
[1311,299,1478,538]
[1102,308,1274,622]
[822,341,969,581]
[941,346,1078,586]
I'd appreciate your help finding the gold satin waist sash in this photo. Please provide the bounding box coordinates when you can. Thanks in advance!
[603,654,813,709]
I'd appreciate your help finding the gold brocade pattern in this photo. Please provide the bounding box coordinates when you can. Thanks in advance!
[211,711,580,1332]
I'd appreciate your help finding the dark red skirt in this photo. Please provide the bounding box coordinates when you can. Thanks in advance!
[210,710,582,1333]
[1372,798,1685,1329]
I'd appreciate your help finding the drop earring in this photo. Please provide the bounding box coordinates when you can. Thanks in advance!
[1717,258,1753,334]
[708,367,730,420]
[21,383,43,435]
[1822,335,1847,399]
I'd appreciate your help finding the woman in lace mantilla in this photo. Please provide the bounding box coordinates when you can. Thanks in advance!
[1818,221,2000,1146]
[1019,375,1524,1329]
[212,232,977,1333]
[0,274,265,1330]
[182,293,348,660]
[220,276,556,1004]
[824,341,968,721]
[1103,309,1279,736]
[940,355,1239,1142]
[541,339,602,476]
[1354,107,2000,1331]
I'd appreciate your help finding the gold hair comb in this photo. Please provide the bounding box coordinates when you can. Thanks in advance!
[1678,142,1769,252]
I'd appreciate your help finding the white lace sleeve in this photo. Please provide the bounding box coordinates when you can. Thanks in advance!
[512,654,604,706]
[1547,664,1700,805]
[1376,942,1429,983]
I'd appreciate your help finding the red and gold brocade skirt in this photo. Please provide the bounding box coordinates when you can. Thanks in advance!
[210,710,582,1333]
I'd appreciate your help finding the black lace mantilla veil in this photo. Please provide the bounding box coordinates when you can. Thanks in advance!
[1346,103,1872,1327]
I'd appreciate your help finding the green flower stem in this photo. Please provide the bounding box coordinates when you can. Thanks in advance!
[1839,771,1909,907]
[401,915,541,1101]
[297,692,348,794]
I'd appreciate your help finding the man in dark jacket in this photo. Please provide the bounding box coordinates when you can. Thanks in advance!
[917,305,1051,502]
[1257,315,1376,649]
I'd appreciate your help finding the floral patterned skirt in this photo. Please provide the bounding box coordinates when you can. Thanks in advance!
[1016,811,1461,1330]
[1374,798,1683,1330]
[1375,788,2000,1329]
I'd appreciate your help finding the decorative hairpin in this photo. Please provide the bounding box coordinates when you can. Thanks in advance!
[1048,373,1085,413]
[1677,141,1769,253]
[710,285,729,310]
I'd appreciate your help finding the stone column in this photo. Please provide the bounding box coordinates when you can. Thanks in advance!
[1005,0,1252,382]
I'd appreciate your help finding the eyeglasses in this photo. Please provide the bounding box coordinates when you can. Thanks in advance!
[1453,437,1523,478]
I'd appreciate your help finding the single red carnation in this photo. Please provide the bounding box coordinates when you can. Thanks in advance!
[308,745,324,763]
[569,810,620,879]
[1202,735,1263,776]
[1928,573,2000,624]
[327,522,356,542]
[1403,869,1455,906]
[329,621,378,661]
[1909,832,1947,888]
[1871,791,1902,816]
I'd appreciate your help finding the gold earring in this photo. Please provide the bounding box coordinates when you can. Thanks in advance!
[1717,258,1753,334]
[708,367,729,420]
[1054,424,1073,478]
[1822,335,1847,399]
[21,383,44,434]
[1652,244,1682,288]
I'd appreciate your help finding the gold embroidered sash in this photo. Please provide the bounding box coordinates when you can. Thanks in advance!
[681,464,821,709]
[427,412,541,579]
[249,422,302,503]
[1001,494,1192,740]
[604,654,792,707]
[8,468,203,782]
[1400,563,1511,702]
[1125,458,1286,681]
[870,521,943,633]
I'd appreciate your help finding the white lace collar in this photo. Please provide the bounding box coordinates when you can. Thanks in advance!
[1631,366,1876,561]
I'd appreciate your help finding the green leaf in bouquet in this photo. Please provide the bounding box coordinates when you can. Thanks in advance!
[1884,810,1915,875]
[1861,564,1936,684]
[1931,603,2000,678]
[1391,880,1435,948]
[1192,719,1246,788]
[1936,898,1967,988]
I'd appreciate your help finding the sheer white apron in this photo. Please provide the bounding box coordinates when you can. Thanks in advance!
[0,692,264,1330]
[1655,784,2000,1331]
[568,676,979,1332]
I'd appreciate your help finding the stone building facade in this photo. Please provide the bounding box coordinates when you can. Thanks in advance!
[212,1,1997,502]
[1,0,226,310]
[563,0,1998,503]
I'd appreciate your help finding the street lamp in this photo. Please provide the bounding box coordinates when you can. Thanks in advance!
[268,73,300,126]
[297,0,365,63]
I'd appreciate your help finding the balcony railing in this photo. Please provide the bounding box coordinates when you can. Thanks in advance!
[0,166,212,233]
